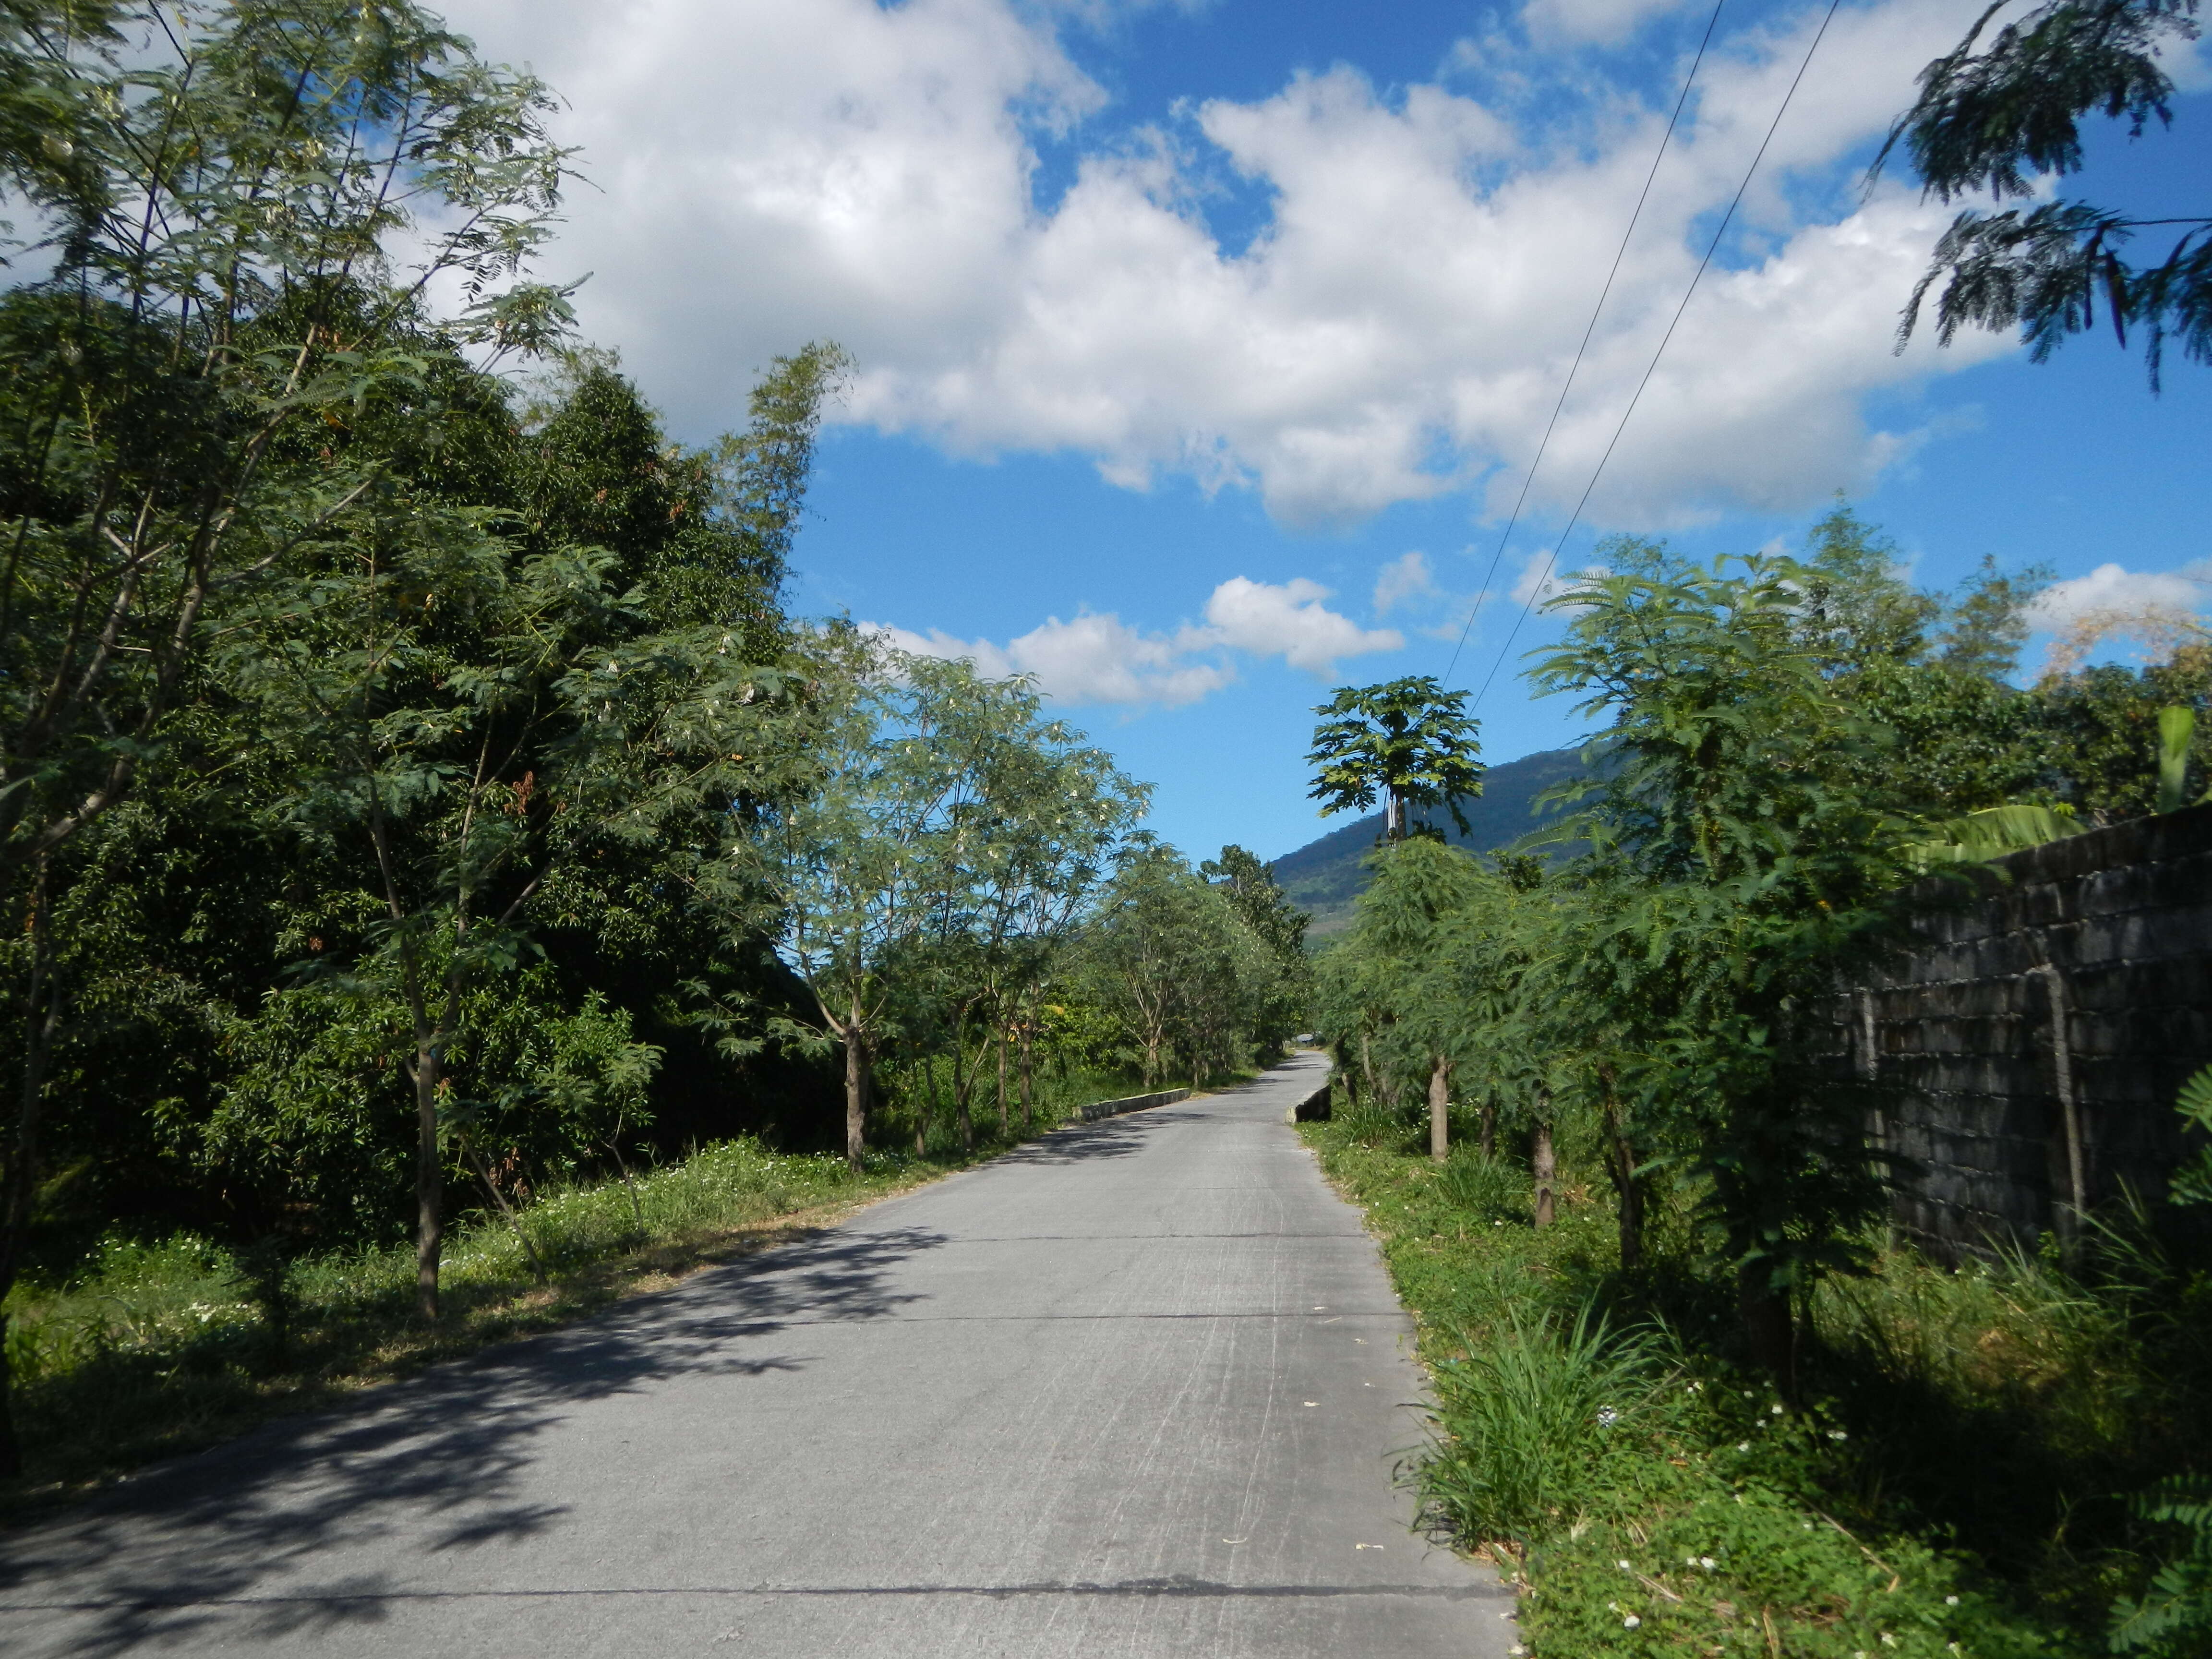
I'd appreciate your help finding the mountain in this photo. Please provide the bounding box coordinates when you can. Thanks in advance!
[1269,745,1591,938]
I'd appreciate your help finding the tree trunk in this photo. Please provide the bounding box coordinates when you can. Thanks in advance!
[414,1044,444,1321]
[844,1025,868,1172]
[1479,1097,1496,1159]
[953,1029,975,1154]
[917,1054,936,1156]
[1532,1119,1556,1228]
[996,1022,1008,1138]
[1428,1055,1451,1163]
[1018,1013,1034,1130]
[1739,1263,1795,1396]
[1599,1081,1643,1270]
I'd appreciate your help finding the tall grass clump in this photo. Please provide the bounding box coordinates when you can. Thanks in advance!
[1436,1148,1532,1226]
[1423,1304,1669,1547]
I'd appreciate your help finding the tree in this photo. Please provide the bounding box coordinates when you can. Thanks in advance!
[0,0,571,1473]
[1201,845,1312,1062]
[723,641,1141,1167]
[1534,551,1916,1386]
[1081,842,1272,1091]
[1307,676,1486,842]
[1877,0,2209,387]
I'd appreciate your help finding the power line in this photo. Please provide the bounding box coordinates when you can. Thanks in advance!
[1466,0,1846,716]
[1441,0,1727,686]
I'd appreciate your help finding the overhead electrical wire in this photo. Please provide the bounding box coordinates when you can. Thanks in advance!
[1463,0,1847,715]
[1440,0,1727,686]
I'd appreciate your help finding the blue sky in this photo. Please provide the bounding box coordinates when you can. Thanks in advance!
[448,0,2210,864]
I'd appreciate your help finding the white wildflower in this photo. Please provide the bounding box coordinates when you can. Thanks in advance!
[1623,1615,1641,1629]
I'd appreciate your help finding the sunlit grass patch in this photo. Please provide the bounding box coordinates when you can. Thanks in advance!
[1296,1111,2162,1657]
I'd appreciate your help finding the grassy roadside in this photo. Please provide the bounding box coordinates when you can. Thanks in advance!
[1301,1104,2210,1659]
[1,1073,1191,1521]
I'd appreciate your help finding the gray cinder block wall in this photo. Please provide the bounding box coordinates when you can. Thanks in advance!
[1847,800,2212,1260]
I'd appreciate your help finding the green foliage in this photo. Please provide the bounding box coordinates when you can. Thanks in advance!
[0,1135,912,1495]
[2174,1067,2212,1207]
[1436,1148,1534,1224]
[1307,674,1486,839]
[1077,839,1293,1089]
[2112,1477,2212,1655]
[1423,1305,1671,1548]
[1878,0,2209,387]
[1298,1114,2182,1658]
[2155,707,2202,813]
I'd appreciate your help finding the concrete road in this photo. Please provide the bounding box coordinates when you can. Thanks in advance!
[0,1051,1513,1657]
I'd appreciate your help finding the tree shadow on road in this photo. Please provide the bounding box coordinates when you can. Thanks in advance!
[992,1112,1175,1166]
[0,1225,950,1656]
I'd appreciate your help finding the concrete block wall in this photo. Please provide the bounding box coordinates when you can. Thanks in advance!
[1849,801,2212,1259]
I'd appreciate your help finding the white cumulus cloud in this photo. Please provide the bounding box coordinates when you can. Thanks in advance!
[1373,550,1437,617]
[871,613,1233,708]
[1202,577,1403,673]
[872,575,1399,707]
[442,0,2008,528]
[2029,560,2212,631]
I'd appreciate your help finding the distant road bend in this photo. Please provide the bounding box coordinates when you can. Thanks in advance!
[0,1051,1513,1657]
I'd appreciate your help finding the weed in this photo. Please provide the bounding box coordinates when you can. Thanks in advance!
[1422,1303,1670,1546]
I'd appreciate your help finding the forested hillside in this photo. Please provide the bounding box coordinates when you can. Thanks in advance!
[1271,745,1589,935]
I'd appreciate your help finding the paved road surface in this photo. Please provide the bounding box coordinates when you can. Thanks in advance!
[0,1052,1512,1657]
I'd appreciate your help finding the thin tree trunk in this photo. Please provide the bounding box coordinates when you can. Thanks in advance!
[952,1023,975,1153]
[996,1022,1009,1138]
[466,1142,547,1285]
[606,1110,645,1233]
[844,1024,868,1172]
[1479,1097,1496,1158]
[413,1042,444,1321]
[1428,1055,1451,1164]
[1018,1011,1034,1130]
[918,1054,936,1156]
[1599,1076,1642,1270]
[1532,1118,1556,1229]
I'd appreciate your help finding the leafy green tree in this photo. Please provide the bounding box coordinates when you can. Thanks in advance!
[1878,0,2208,387]
[0,0,571,1470]
[1341,839,1485,1162]
[1535,552,1916,1384]
[1201,845,1312,1061]
[1308,676,1486,842]
[724,640,1140,1166]
[1081,842,1271,1091]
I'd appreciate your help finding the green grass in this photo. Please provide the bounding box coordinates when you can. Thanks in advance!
[2,1071,1200,1519]
[1302,1102,2211,1659]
